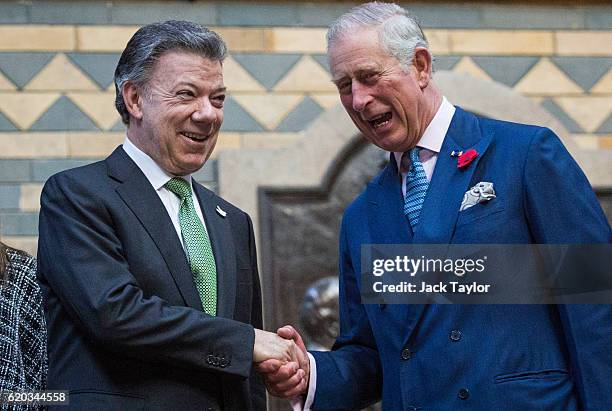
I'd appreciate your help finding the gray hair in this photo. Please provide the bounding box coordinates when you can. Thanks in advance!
[114,20,227,124]
[327,2,429,71]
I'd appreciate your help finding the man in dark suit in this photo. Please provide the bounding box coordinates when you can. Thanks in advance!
[37,20,304,410]
[259,3,612,410]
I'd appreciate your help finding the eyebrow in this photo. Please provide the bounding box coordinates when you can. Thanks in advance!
[174,82,227,93]
[175,81,197,89]
[332,67,377,86]
[331,76,349,86]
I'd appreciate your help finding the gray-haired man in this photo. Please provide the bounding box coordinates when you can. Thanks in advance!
[258,2,612,410]
[38,20,303,410]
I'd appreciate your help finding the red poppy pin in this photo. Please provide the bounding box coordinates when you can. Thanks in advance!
[457,149,478,169]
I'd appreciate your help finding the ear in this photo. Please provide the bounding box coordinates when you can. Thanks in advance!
[122,81,144,121]
[413,48,433,89]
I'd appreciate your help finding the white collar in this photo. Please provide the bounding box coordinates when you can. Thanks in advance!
[122,136,191,190]
[393,96,455,166]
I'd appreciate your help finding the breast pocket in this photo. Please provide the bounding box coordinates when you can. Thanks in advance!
[453,201,506,243]
[456,200,505,227]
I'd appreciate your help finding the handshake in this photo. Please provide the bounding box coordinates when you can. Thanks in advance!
[253,326,310,398]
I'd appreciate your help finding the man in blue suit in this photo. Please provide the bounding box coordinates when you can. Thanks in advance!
[259,2,612,410]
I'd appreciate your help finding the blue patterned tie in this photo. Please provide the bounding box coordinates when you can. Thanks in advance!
[403,147,429,228]
[165,178,217,315]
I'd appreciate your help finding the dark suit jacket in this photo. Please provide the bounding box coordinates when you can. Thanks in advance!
[311,107,612,410]
[37,147,265,410]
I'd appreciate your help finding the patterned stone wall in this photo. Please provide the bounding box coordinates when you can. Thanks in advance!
[0,1,611,254]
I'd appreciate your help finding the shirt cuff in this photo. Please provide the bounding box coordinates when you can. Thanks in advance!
[289,352,317,411]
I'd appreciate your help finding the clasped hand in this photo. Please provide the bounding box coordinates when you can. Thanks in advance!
[253,326,309,398]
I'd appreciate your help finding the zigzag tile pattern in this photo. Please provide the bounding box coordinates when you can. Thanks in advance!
[0,41,610,135]
[0,18,611,244]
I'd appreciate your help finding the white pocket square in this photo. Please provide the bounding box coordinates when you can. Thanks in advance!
[460,182,496,211]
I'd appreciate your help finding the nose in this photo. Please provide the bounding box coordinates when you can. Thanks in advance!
[351,82,372,112]
[191,98,217,124]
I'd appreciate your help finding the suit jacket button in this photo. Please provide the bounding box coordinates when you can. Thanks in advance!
[401,347,411,360]
[458,388,470,400]
[450,329,462,342]
[219,358,230,368]
[206,354,214,364]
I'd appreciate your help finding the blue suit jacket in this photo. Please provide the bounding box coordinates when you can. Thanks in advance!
[311,107,612,410]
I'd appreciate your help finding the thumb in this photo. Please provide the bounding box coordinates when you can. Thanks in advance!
[277,325,306,352]
[276,325,296,340]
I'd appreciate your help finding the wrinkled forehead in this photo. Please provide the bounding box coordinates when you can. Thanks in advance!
[328,29,396,79]
[148,50,224,85]
[327,26,381,56]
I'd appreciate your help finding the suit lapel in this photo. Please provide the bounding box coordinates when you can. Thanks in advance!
[367,108,495,347]
[366,154,413,244]
[364,157,422,340]
[397,108,493,347]
[107,147,203,310]
[193,184,237,319]
[415,107,494,244]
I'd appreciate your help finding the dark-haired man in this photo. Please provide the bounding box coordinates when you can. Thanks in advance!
[38,20,304,410]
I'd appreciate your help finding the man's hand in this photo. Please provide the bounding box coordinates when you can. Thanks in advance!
[256,325,310,399]
[253,328,300,363]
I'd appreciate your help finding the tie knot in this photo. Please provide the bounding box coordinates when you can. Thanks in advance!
[165,177,192,200]
[400,147,422,173]
[409,147,422,164]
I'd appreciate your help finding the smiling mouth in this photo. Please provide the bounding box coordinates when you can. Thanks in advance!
[181,131,209,142]
[367,112,392,129]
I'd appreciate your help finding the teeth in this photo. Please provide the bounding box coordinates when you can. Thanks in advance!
[368,112,392,129]
[182,132,206,140]
[374,120,389,129]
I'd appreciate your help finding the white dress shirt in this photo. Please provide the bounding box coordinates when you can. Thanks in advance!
[292,97,456,411]
[122,136,208,250]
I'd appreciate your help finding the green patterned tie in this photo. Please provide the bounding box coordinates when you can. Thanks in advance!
[165,178,217,315]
